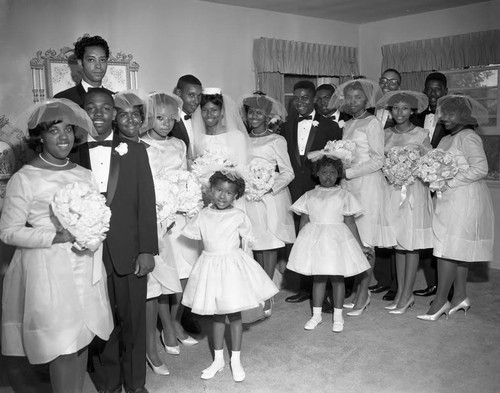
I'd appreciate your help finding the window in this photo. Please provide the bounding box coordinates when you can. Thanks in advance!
[443,66,500,182]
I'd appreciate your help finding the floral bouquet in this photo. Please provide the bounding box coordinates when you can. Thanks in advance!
[154,169,203,235]
[308,140,357,168]
[382,145,421,188]
[191,150,234,189]
[245,158,275,202]
[415,148,459,192]
[52,182,111,252]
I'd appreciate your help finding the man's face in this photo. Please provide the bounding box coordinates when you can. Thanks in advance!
[293,88,316,116]
[176,83,202,114]
[78,46,108,87]
[379,71,401,94]
[84,92,115,137]
[424,80,448,112]
[315,89,335,116]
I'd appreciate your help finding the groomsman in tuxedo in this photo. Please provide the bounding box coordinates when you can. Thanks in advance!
[171,74,203,334]
[55,35,114,106]
[368,68,403,302]
[315,84,351,128]
[172,74,203,159]
[281,81,342,303]
[412,72,449,297]
[72,89,158,393]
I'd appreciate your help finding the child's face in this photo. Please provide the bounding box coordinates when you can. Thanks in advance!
[318,164,338,188]
[345,88,368,116]
[115,105,143,139]
[152,103,177,138]
[391,100,413,125]
[201,101,223,129]
[247,107,268,130]
[84,92,115,137]
[211,180,237,210]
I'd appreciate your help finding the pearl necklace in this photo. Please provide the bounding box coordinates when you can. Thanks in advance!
[250,129,270,137]
[353,110,367,119]
[39,153,69,167]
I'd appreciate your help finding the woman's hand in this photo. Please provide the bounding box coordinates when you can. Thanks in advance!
[52,228,75,244]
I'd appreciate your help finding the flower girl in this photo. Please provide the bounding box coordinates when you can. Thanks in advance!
[181,168,278,382]
[287,154,370,332]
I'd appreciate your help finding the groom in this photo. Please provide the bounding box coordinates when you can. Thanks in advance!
[71,88,158,393]
[281,80,342,303]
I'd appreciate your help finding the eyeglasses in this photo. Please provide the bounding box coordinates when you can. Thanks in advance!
[379,78,400,87]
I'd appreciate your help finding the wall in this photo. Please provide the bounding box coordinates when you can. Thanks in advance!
[0,0,357,120]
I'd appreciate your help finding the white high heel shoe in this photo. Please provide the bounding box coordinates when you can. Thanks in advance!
[161,332,180,355]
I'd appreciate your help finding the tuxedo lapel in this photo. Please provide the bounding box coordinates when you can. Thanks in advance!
[79,143,92,170]
[76,83,86,105]
[431,123,445,148]
[303,113,321,159]
[291,117,301,166]
[106,134,121,205]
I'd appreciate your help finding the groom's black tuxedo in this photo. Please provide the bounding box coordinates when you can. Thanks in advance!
[69,132,157,391]
[414,109,449,148]
[280,111,342,203]
[54,82,115,108]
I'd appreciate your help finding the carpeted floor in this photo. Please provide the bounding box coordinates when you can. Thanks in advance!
[1,266,499,393]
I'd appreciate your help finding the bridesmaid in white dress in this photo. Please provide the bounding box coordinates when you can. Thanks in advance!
[417,95,494,321]
[376,91,434,314]
[0,99,113,393]
[241,93,296,315]
[329,79,396,316]
[140,93,200,371]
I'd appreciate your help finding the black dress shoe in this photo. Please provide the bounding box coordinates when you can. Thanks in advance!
[369,284,390,293]
[181,312,201,335]
[285,293,311,303]
[382,290,396,301]
[124,386,149,393]
[98,387,122,393]
[413,286,437,297]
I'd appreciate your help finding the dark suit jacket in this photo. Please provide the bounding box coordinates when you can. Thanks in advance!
[69,132,158,275]
[280,112,342,202]
[54,82,115,107]
[170,119,190,151]
[414,110,448,148]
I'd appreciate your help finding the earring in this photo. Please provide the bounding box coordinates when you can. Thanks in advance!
[40,139,44,143]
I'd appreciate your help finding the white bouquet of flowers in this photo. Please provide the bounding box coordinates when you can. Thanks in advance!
[52,182,111,252]
[191,150,234,189]
[382,145,421,188]
[415,148,459,192]
[245,158,275,202]
[308,140,357,168]
[154,169,203,235]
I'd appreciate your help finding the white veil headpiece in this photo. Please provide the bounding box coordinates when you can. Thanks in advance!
[239,92,287,129]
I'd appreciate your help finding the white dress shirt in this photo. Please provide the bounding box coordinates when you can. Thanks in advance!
[376,108,391,127]
[87,134,113,193]
[424,113,437,141]
[180,110,195,157]
[297,110,315,156]
[81,80,102,92]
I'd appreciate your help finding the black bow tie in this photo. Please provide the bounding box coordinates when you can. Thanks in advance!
[184,114,192,120]
[88,140,113,149]
[298,115,313,122]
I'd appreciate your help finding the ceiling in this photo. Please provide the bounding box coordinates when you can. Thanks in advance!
[199,0,486,24]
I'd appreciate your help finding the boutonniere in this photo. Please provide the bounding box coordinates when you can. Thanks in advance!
[115,142,128,156]
[312,120,319,127]
[338,120,346,129]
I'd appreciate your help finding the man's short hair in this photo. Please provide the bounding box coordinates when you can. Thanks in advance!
[293,80,316,96]
[425,72,447,88]
[176,75,202,91]
[316,84,336,95]
[74,35,110,60]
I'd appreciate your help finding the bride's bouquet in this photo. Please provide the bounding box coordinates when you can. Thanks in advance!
[382,145,421,188]
[191,150,234,189]
[52,182,111,252]
[415,148,459,192]
[245,158,275,202]
[308,140,357,168]
[154,169,203,235]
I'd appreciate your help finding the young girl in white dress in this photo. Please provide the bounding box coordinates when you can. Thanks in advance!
[287,155,370,332]
[376,91,434,314]
[329,79,396,316]
[417,95,494,321]
[182,169,278,382]
[0,99,113,393]
[241,93,296,316]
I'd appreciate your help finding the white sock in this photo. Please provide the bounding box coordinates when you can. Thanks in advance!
[333,308,344,322]
[312,307,322,321]
[203,349,224,374]
[214,349,224,363]
[231,350,241,363]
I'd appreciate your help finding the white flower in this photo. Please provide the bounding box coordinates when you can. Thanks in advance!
[245,158,275,202]
[312,120,319,127]
[382,145,421,187]
[52,182,111,251]
[338,120,346,129]
[115,142,128,156]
